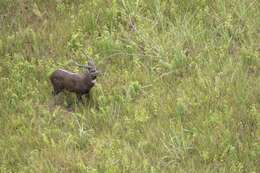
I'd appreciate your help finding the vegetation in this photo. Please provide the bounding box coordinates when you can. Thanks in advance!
[0,0,259,172]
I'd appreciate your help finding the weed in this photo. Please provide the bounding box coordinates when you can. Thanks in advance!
[0,0,259,172]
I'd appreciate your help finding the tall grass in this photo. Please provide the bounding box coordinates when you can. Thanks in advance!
[0,0,259,172]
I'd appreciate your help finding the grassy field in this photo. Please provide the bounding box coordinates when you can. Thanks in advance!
[0,0,259,172]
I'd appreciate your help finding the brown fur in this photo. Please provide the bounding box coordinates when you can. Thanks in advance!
[50,61,98,102]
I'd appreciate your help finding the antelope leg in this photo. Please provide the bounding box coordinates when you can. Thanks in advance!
[76,94,83,103]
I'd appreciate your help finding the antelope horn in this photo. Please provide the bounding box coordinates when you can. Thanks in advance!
[74,62,87,68]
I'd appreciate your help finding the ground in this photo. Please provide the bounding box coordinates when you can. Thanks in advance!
[0,0,259,172]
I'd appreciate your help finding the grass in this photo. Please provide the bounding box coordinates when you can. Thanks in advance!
[0,0,259,172]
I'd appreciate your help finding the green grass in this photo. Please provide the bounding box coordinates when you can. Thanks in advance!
[0,0,259,172]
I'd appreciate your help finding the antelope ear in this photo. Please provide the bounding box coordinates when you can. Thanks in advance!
[87,59,95,65]
[90,71,99,76]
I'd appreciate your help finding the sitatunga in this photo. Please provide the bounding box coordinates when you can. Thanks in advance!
[50,59,99,102]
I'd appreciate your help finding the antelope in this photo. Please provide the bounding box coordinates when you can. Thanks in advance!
[50,59,99,102]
